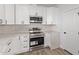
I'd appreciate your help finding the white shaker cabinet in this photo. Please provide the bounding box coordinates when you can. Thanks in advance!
[37,7,47,24]
[16,5,29,24]
[15,5,47,24]
[28,5,37,16]
[5,4,15,24]
[1,37,19,54]
[51,32,60,49]
[0,4,15,24]
[19,34,29,53]
[45,32,60,49]
[1,34,29,55]
[0,5,5,24]
[44,32,52,47]
[47,7,58,24]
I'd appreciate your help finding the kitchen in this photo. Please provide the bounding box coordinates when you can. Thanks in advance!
[0,4,79,55]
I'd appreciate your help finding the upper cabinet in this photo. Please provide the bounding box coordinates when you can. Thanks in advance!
[0,4,59,25]
[37,6,47,24]
[16,5,47,24]
[47,7,58,24]
[0,5,5,24]
[16,5,29,24]
[28,5,37,16]
[0,4,15,24]
[5,4,15,24]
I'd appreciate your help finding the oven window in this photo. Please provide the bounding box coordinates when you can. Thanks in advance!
[30,37,44,47]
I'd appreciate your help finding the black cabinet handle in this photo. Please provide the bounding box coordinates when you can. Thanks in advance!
[24,36,27,38]
[8,41,12,46]
[24,40,27,42]
[64,32,67,34]
[23,46,27,48]
[8,48,11,52]
[19,36,20,40]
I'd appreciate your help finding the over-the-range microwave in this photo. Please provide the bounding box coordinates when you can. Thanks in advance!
[30,16,43,24]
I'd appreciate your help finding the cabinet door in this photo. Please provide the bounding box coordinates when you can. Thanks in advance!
[16,5,29,24]
[44,33,52,47]
[50,32,60,49]
[5,4,14,24]
[4,36,20,54]
[47,7,58,24]
[19,34,29,52]
[3,39,16,54]
[0,5,5,24]
[29,5,37,16]
[41,7,47,24]
[37,7,47,24]
[45,32,60,49]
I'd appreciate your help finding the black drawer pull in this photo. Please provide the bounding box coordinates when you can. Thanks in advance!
[64,32,67,34]
[8,48,11,52]
[24,40,27,42]
[8,41,12,46]
[23,46,27,48]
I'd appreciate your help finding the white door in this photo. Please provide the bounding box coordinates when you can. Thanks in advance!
[62,9,78,54]
[73,8,79,54]
[3,38,16,54]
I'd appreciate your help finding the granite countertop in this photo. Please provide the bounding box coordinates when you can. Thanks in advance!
[0,24,57,39]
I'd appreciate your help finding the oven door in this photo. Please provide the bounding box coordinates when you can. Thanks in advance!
[30,37,44,47]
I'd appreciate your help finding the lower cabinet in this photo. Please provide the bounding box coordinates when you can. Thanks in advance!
[0,34,29,55]
[19,34,29,53]
[44,32,52,48]
[45,32,60,49]
[2,36,20,54]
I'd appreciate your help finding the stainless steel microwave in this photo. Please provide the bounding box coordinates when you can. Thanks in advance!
[30,16,43,24]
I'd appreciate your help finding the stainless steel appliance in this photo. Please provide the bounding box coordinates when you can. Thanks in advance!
[30,16,42,24]
[29,27,44,51]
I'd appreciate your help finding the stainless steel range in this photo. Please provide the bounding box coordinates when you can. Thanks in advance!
[29,27,44,51]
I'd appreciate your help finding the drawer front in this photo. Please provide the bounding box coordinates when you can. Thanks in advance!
[21,45,29,52]
[4,46,14,54]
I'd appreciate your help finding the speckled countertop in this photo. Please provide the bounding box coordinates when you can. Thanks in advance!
[0,24,57,39]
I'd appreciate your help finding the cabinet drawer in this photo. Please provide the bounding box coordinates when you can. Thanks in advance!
[4,46,14,54]
[20,39,28,42]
